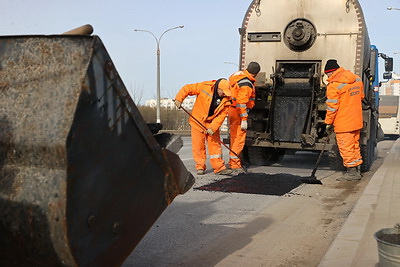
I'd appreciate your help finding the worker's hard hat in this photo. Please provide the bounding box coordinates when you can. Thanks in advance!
[218,79,231,96]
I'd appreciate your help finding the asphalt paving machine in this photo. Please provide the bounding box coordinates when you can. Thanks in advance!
[237,0,392,172]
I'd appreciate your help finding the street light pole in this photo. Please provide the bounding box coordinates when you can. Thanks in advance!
[387,6,400,10]
[224,61,239,68]
[134,25,184,124]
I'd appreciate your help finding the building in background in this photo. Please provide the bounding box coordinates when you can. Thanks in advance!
[379,76,400,96]
[379,75,400,137]
[145,97,195,110]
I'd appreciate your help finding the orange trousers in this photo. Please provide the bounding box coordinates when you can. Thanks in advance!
[191,127,226,173]
[228,106,246,169]
[335,130,363,168]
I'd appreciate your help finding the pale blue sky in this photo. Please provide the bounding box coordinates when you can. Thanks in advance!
[1,0,399,104]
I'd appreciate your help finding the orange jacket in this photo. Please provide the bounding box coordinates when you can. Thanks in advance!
[324,67,364,133]
[229,70,256,121]
[175,80,231,133]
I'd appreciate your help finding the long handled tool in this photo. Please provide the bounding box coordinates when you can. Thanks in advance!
[301,135,329,185]
[178,104,247,171]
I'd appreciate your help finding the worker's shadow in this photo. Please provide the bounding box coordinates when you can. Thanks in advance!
[195,172,303,196]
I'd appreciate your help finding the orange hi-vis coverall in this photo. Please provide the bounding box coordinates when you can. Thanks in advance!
[324,67,364,168]
[175,80,231,173]
[228,70,256,169]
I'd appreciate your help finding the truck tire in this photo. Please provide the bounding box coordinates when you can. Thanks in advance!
[247,146,271,166]
[360,141,374,172]
[269,149,285,163]
[360,120,378,173]
[247,147,285,166]
[241,146,250,168]
[328,146,346,171]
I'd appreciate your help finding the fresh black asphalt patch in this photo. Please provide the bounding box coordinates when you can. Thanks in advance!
[195,173,305,196]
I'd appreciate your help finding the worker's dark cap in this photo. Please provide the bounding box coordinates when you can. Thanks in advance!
[324,59,340,73]
[217,79,231,96]
[247,62,261,75]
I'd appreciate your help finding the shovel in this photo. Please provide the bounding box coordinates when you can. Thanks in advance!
[301,135,330,185]
[177,103,247,172]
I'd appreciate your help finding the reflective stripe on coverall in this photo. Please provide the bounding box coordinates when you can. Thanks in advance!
[228,70,256,169]
[324,67,364,167]
[191,127,225,172]
[335,130,363,168]
[175,80,230,173]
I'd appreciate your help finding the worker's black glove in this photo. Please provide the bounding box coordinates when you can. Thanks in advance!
[325,124,333,135]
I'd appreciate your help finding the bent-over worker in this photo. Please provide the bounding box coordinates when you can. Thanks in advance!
[174,78,233,176]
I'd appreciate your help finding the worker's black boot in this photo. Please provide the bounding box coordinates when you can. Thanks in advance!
[231,168,246,174]
[216,168,233,175]
[336,167,361,181]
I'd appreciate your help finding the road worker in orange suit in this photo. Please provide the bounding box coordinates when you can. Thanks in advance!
[324,59,364,181]
[174,79,233,176]
[228,62,261,173]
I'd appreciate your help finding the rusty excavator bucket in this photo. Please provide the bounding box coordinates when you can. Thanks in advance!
[0,27,194,266]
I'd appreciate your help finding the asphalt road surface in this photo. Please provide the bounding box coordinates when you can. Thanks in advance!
[123,136,396,267]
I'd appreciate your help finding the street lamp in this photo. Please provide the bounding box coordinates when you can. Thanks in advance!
[134,25,184,124]
[224,61,239,67]
[387,6,400,10]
